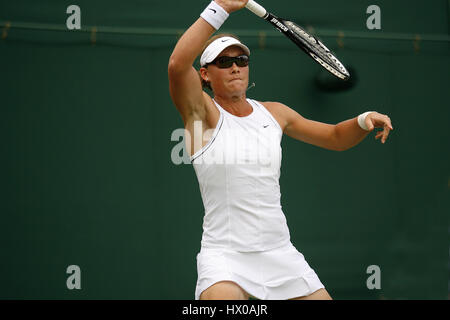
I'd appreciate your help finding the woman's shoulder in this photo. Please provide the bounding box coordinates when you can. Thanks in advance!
[250,99,287,109]
[255,100,290,118]
[252,100,288,132]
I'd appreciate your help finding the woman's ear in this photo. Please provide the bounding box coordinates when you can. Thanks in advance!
[198,67,212,91]
[199,67,209,82]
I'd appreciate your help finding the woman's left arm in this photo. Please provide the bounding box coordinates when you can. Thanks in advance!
[264,102,393,151]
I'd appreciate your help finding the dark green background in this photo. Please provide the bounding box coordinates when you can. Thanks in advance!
[0,0,448,299]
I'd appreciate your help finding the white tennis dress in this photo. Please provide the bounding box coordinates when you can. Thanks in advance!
[190,98,324,299]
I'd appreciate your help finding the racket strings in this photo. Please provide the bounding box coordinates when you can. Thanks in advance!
[284,20,349,78]
[309,52,346,79]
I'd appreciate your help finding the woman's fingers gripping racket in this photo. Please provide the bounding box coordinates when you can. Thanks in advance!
[216,0,249,13]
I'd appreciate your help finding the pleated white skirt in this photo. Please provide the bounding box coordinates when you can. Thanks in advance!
[195,241,325,300]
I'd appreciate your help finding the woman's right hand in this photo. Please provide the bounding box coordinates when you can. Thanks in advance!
[215,0,249,13]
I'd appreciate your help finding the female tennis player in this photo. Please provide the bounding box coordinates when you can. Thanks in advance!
[168,0,393,300]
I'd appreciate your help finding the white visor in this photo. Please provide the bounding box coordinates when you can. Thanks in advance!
[200,37,251,67]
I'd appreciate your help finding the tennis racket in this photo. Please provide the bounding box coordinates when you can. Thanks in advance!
[245,0,350,80]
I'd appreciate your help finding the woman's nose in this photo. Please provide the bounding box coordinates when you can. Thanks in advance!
[231,62,240,72]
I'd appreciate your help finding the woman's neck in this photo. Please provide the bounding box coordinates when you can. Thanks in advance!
[214,94,251,117]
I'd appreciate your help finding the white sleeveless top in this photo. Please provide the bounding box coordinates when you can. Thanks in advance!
[190,98,291,252]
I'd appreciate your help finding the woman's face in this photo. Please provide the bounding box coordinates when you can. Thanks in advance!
[201,46,250,99]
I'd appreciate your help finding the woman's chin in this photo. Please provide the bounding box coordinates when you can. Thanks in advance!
[228,81,247,91]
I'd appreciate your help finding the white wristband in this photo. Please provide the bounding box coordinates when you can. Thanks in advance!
[200,1,229,30]
[357,111,375,131]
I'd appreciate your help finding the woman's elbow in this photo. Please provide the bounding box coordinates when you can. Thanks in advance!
[327,144,347,152]
[168,56,180,74]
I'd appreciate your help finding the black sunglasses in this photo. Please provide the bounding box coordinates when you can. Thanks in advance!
[206,55,250,69]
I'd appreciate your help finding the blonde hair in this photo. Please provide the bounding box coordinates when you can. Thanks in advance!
[198,33,242,91]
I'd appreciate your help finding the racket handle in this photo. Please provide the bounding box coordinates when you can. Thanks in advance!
[245,0,267,18]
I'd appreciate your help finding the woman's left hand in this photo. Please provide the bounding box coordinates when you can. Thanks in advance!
[365,112,394,144]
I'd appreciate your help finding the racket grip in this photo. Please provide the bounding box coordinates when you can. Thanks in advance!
[245,0,267,18]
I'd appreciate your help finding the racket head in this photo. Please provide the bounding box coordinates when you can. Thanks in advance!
[268,14,350,80]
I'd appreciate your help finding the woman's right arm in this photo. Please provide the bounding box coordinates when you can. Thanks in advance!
[168,17,215,123]
[168,1,248,123]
